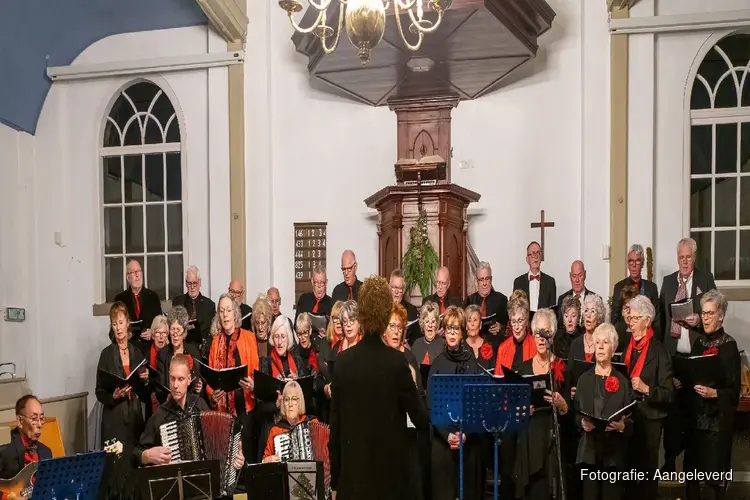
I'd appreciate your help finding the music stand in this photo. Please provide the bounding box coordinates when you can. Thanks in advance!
[464,383,531,500]
[139,460,221,500]
[31,451,107,500]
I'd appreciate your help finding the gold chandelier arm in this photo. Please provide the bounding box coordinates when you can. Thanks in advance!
[288,8,326,34]
[407,4,443,33]
[393,0,424,51]
[320,2,345,53]
[307,0,334,10]
[394,0,418,10]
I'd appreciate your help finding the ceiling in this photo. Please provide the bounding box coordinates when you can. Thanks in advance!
[0,0,208,134]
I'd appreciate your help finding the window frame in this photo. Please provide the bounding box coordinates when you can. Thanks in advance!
[96,77,189,305]
[684,31,750,289]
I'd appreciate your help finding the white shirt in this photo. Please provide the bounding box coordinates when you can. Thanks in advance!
[676,272,694,355]
[528,272,540,312]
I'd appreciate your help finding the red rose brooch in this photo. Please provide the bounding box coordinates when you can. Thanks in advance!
[480,343,494,360]
[551,359,567,383]
[604,375,620,393]
[703,346,718,356]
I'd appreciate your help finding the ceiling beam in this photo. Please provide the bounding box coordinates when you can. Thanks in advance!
[196,0,248,43]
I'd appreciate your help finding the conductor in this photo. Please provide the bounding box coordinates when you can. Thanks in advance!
[328,276,430,500]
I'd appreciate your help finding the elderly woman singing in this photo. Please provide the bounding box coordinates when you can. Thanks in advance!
[622,296,673,500]
[494,291,536,375]
[411,301,446,366]
[575,323,634,500]
[553,295,582,359]
[568,294,606,397]
[680,290,740,500]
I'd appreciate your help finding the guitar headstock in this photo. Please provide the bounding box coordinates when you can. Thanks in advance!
[103,439,123,456]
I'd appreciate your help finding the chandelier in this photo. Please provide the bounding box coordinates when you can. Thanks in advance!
[278,0,449,66]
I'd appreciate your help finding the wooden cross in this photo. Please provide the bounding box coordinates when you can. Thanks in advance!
[530,210,555,261]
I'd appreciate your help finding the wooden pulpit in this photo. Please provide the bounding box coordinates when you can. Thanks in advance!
[365,96,480,301]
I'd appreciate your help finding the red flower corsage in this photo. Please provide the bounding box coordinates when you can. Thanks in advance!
[480,343,494,360]
[551,359,566,383]
[703,346,718,356]
[604,375,620,393]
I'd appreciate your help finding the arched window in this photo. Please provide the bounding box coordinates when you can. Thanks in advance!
[688,33,750,284]
[101,81,184,301]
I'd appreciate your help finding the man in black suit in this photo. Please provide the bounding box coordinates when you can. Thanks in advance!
[331,249,362,302]
[425,266,461,314]
[295,266,333,333]
[389,269,420,345]
[228,278,252,331]
[113,259,162,356]
[659,237,716,473]
[611,244,660,326]
[556,260,596,326]
[172,265,216,354]
[513,241,557,312]
[464,261,508,336]
[329,276,429,500]
[0,395,53,482]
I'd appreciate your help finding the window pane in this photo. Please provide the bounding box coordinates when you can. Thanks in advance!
[692,231,712,273]
[690,178,712,228]
[146,255,166,299]
[715,177,737,227]
[714,76,739,109]
[690,80,711,110]
[102,157,121,204]
[144,116,163,145]
[151,93,176,138]
[123,155,143,203]
[742,123,750,173]
[105,257,124,302]
[691,125,712,175]
[741,230,750,279]
[146,205,165,252]
[166,153,182,201]
[126,82,160,112]
[716,123,738,174]
[166,117,180,144]
[145,154,164,202]
[123,117,142,146]
[168,254,184,300]
[102,118,122,148]
[742,177,750,226]
[125,206,144,254]
[108,94,136,142]
[104,207,123,255]
[167,204,183,252]
[715,230,736,280]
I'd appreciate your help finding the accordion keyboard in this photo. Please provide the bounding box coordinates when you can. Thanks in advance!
[159,420,183,463]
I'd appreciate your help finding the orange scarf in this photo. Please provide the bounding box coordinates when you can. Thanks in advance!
[624,328,653,379]
[495,332,536,374]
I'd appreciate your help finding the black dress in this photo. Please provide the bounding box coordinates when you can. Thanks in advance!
[313,338,334,423]
[552,326,582,360]
[96,342,148,500]
[427,344,486,500]
[683,328,740,500]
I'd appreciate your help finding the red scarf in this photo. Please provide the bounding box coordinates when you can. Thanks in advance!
[624,328,653,378]
[270,349,298,378]
[308,351,319,372]
[20,434,39,467]
[149,344,158,369]
[495,331,536,374]
[215,329,240,415]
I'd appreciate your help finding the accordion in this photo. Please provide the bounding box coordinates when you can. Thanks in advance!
[159,411,242,496]
[272,420,331,493]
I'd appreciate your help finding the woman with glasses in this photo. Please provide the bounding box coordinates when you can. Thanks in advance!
[464,304,495,371]
[427,306,485,500]
[622,296,673,500]
[495,290,536,375]
[332,300,362,354]
[682,290,740,500]
[411,301,446,367]
[252,295,273,358]
[313,300,345,423]
[261,381,317,462]
[552,295,583,359]
[145,315,169,416]
[568,294,606,398]
[292,313,319,373]
[613,285,639,356]
[383,303,421,391]
[156,306,203,400]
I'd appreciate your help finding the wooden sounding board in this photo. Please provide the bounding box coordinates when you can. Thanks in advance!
[294,222,327,305]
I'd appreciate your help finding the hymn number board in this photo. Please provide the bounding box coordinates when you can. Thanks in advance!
[294,222,327,304]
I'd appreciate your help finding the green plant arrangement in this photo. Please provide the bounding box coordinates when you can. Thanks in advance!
[402,208,440,298]
[646,246,654,281]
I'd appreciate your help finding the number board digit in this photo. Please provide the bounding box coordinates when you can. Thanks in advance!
[293,222,328,307]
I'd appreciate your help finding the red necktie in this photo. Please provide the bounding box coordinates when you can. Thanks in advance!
[529,275,540,281]
[348,286,353,300]
[574,292,581,300]
[440,297,445,314]
[633,281,640,291]
[134,293,141,319]
[481,297,487,317]
[312,298,320,314]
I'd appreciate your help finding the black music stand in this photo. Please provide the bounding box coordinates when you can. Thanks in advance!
[464,383,531,500]
[139,460,221,500]
[31,451,107,500]
[244,461,325,500]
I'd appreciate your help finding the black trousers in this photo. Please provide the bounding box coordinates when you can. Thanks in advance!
[664,372,690,463]
[626,415,663,500]
[432,435,485,500]
[581,465,623,500]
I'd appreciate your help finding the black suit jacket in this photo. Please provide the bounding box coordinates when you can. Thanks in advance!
[658,268,716,355]
[171,293,216,350]
[113,287,163,356]
[239,303,253,331]
[295,293,333,325]
[628,339,674,420]
[424,293,461,309]
[611,277,659,326]
[331,279,362,303]
[0,428,53,479]
[329,334,429,500]
[463,289,509,334]
[513,271,557,310]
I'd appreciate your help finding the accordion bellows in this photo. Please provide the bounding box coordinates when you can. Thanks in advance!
[273,420,331,491]
[159,411,242,496]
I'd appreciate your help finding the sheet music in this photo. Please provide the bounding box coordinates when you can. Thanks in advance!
[670,299,694,322]
[406,414,415,429]
[406,318,420,328]
[240,312,252,321]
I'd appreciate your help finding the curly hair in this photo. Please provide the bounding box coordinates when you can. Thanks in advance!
[508,289,529,318]
[441,305,466,335]
[358,275,392,336]
[391,302,408,328]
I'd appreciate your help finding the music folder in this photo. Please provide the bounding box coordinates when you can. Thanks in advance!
[498,369,552,408]
[578,400,637,431]
[196,360,247,392]
[187,318,197,330]
[670,298,695,322]
[567,359,628,384]
[481,313,497,329]
[130,319,144,332]
[672,353,723,387]
[97,358,148,393]
[309,313,328,333]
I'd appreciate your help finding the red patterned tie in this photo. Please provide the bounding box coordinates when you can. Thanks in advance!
[481,297,487,317]
[348,286,353,300]
[440,297,445,314]
[312,298,320,314]
[134,293,141,319]
[530,275,540,281]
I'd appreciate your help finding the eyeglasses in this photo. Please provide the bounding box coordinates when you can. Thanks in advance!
[332,319,341,325]
[510,319,526,326]
[298,329,311,336]
[228,288,243,295]
[388,323,403,333]
[283,396,300,405]
[342,319,356,327]
[583,309,597,317]
[185,280,200,287]
[527,251,541,257]
[390,285,405,292]
[436,280,449,287]
[127,270,142,276]
[627,259,642,265]
[477,276,491,284]
[19,414,45,425]
[341,265,355,273]
[701,310,717,318]
[312,280,327,287]
[445,325,461,333]
[423,318,437,327]
[628,315,644,322]
[154,330,169,337]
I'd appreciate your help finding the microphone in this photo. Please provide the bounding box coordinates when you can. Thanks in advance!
[535,328,555,340]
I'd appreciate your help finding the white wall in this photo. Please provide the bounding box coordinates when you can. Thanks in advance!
[0,25,231,408]
[246,0,612,311]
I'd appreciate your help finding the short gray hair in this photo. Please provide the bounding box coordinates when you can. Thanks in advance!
[151,314,169,332]
[583,294,606,325]
[269,315,294,350]
[185,265,201,279]
[561,295,581,317]
[628,296,655,323]
[312,266,326,276]
[419,301,440,328]
[216,293,241,331]
[339,300,359,324]
[677,237,697,256]
[296,312,312,333]
[476,261,492,276]
[593,323,619,353]
[167,306,190,335]
[531,308,558,337]
[628,244,645,262]
[700,289,728,321]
